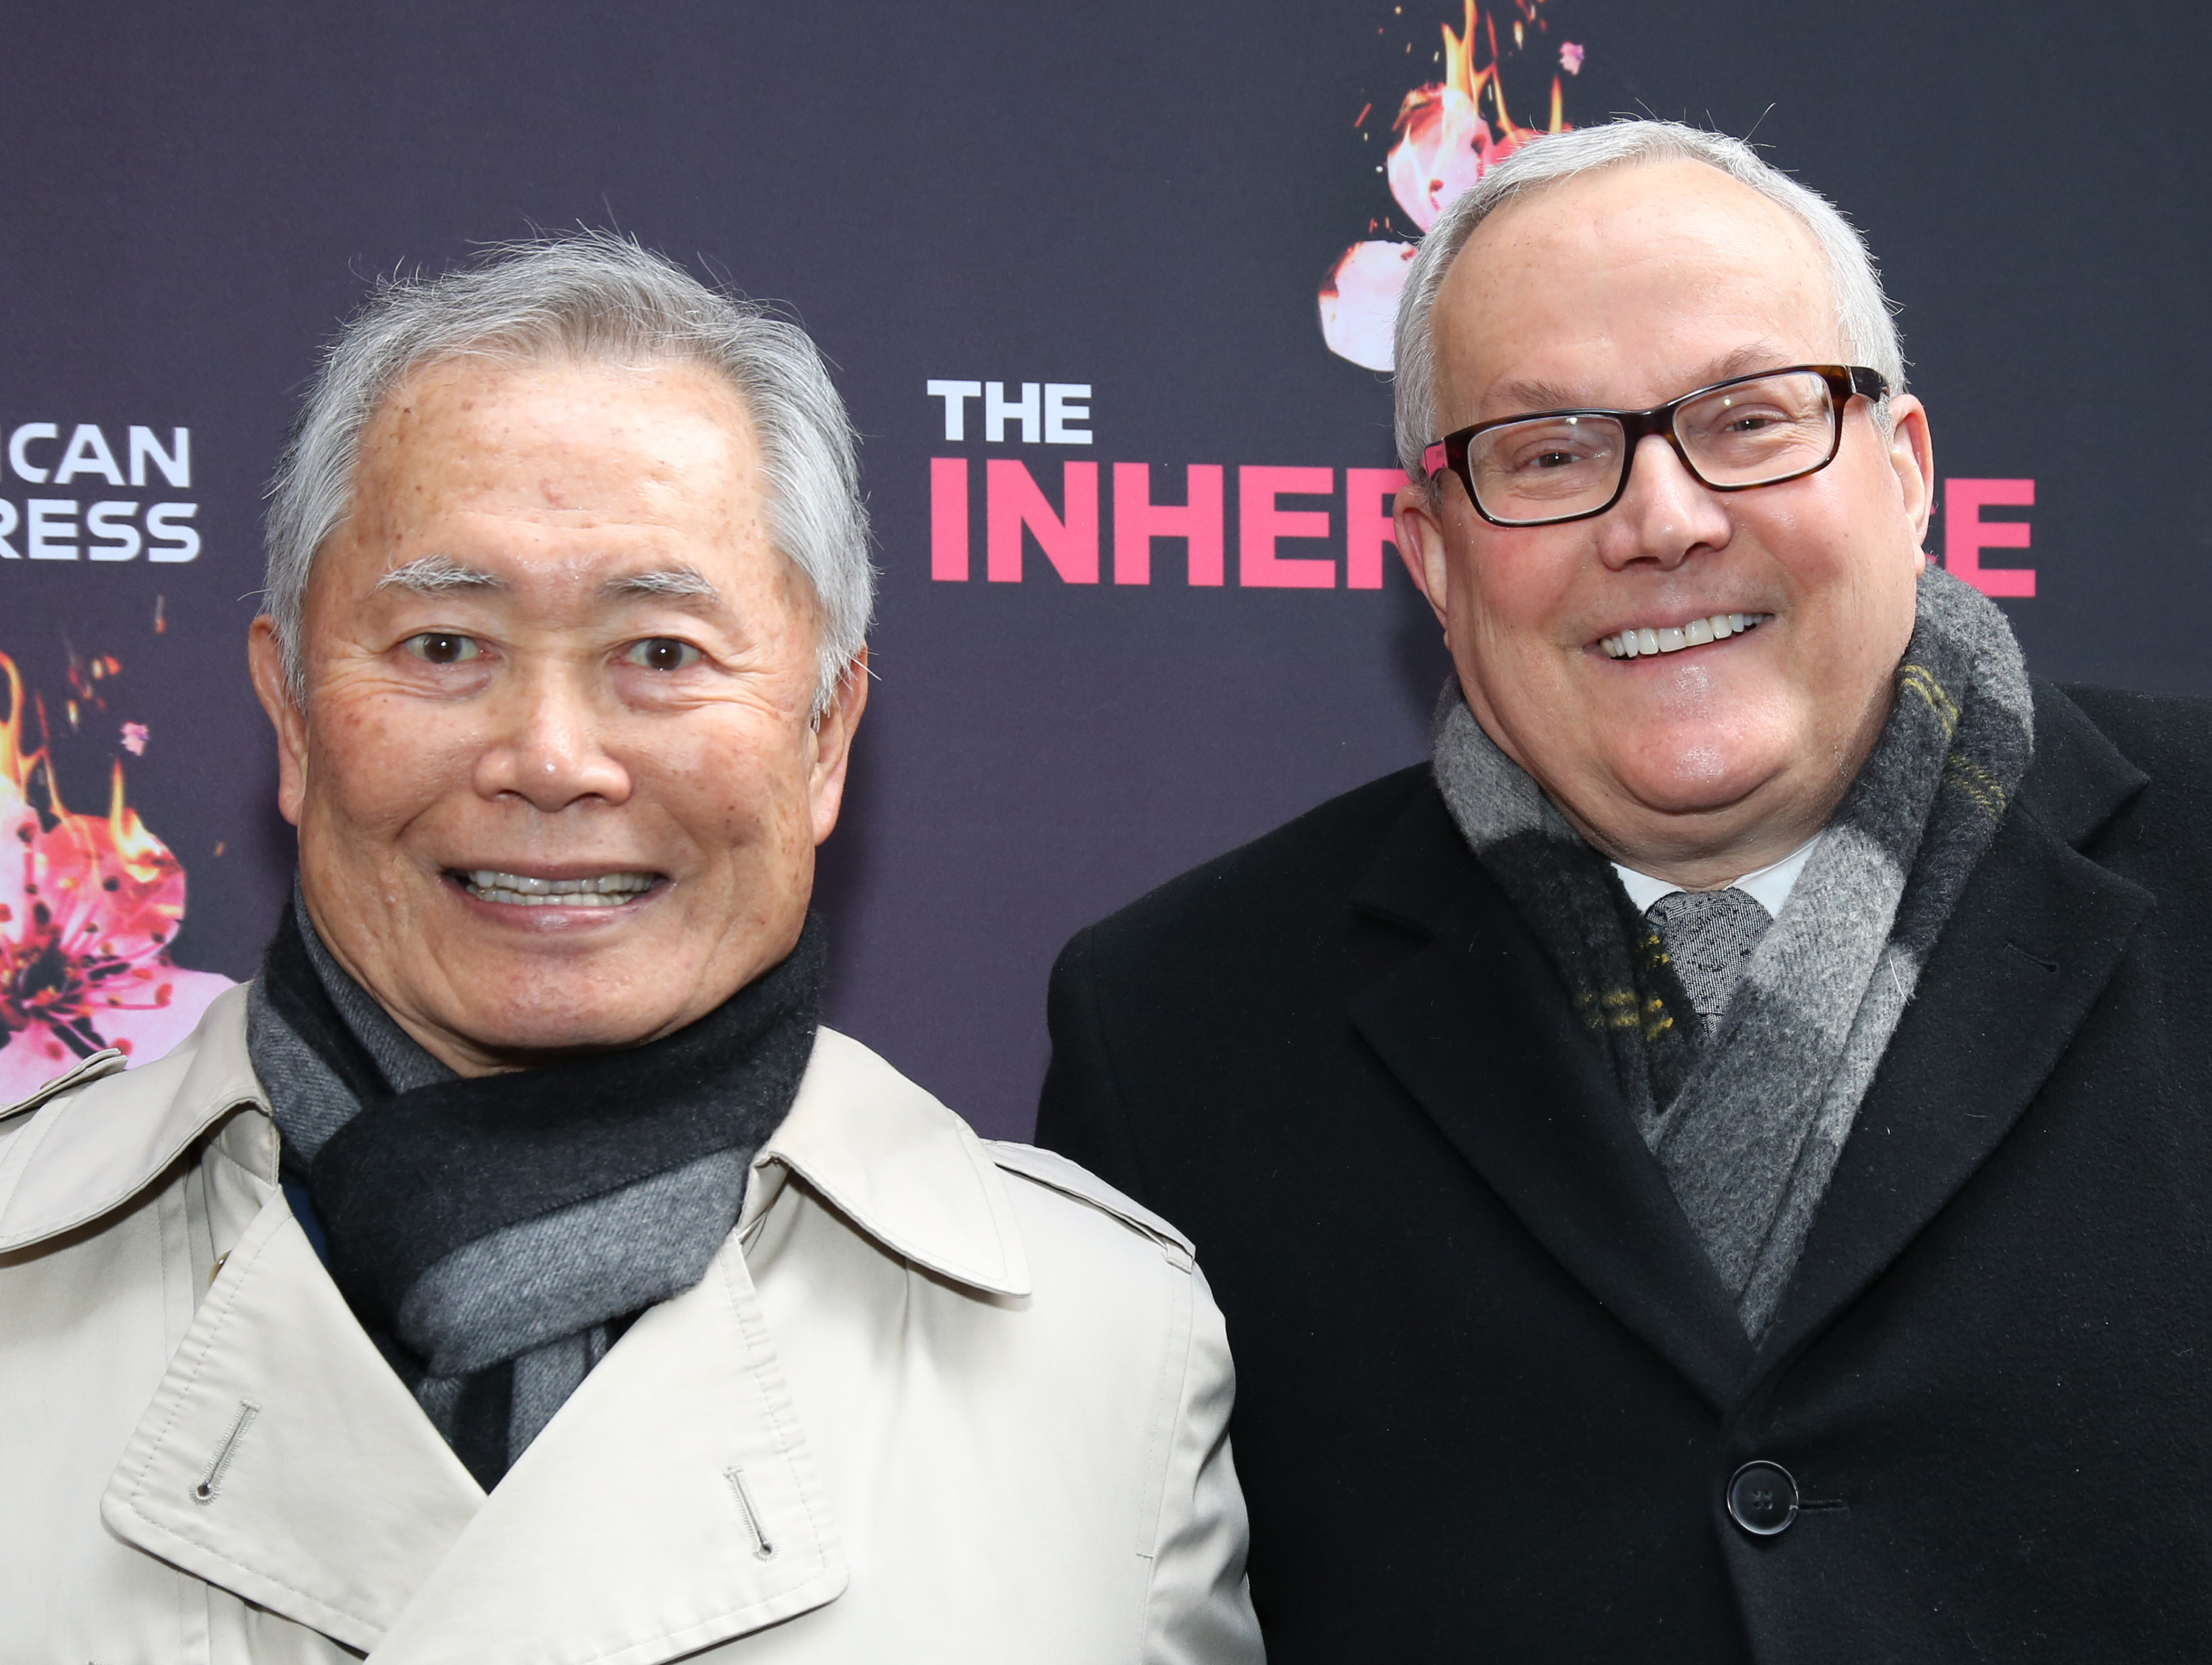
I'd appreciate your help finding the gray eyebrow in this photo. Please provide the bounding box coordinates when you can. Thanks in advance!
[1484,378,1587,417]
[373,557,723,605]
[376,555,504,594]
[603,566,723,604]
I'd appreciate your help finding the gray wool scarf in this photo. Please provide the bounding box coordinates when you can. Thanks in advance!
[1433,568,2034,1335]
[246,896,821,1485]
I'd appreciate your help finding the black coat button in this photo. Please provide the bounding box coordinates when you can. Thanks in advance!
[1727,1461,1799,1536]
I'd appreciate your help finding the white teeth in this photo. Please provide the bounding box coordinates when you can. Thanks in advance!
[461,869,656,907]
[1600,613,1771,659]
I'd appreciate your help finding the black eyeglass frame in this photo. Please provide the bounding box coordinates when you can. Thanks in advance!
[1421,364,1889,529]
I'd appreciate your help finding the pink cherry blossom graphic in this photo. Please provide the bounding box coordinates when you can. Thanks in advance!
[1318,1,1583,371]
[0,653,232,1102]
[1321,240,1421,371]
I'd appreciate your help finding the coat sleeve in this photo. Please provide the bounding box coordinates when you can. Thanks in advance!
[1141,1259,1265,1664]
[1036,925,1153,1203]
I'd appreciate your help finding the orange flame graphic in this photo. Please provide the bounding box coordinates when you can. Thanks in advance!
[0,650,232,1100]
[1319,0,1574,371]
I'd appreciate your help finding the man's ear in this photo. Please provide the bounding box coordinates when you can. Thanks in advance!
[1884,394,1935,558]
[807,646,869,847]
[1394,484,1453,627]
[247,616,310,827]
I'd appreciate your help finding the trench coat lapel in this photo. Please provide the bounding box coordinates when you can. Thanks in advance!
[83,1018,975,1661]
[1349,786,1753,1410]
[100,1189,484,1654]
[102,1186,844,1661]
[372,1226,846,1665]
[1755,682,2153,1370]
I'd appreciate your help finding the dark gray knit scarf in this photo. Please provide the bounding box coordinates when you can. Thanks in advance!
[1433,568,2034,1335]
[245,900,822,1486]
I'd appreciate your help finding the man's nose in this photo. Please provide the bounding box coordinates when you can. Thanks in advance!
[1596,432,1733,571]
[470,664,633,811]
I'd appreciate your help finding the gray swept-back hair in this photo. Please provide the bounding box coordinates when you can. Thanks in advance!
[1393,119,1904,489]
[265,232,873,714]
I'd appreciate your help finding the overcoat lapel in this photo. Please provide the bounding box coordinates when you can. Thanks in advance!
[100,1180,845,1661]
[1349,788,1753,1409]
[372,1226,846,1664]
[100,1190,485,1652]
[1756,683,2152,1370]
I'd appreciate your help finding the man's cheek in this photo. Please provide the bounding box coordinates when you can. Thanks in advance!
[310,731,459,822]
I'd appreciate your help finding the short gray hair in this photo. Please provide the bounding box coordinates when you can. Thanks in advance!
[265,233,874,712]
[1393,119,1904,487]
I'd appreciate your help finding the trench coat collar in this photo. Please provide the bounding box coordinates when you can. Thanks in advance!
[86,1015,1031,1659]
[0,982,265,1253]
[25,987,1018,1658]
[100,1181,850,1661]
[742,1025,1032,1298]
[0,987,1030,1299]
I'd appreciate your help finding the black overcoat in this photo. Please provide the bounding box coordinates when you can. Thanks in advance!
[1037,681,2212,1663]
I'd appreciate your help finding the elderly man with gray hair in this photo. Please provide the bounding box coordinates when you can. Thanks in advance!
[1040,119,2212,1660]
[0,236,1261,1664]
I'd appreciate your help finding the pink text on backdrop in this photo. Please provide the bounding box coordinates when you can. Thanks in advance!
[936,464,2045,599]
[931,459,1400,588]
[988,459,1098,583]
[1943,478,2036,598]
[1114,463,1224,584]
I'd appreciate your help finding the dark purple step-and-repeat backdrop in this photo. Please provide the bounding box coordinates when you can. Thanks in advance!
[2,1,2205,1130]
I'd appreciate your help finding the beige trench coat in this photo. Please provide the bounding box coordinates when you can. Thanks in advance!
[0,987,1262,1664]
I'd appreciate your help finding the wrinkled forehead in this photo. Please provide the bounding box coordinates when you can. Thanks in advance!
[333,356,770,557]
[1432,159,1840,423]
[305,353,806,619]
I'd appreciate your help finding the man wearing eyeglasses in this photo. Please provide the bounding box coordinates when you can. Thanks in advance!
[1038,119,2212,1662]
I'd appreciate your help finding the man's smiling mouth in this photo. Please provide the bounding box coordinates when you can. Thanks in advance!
[456,869,659,907]
[1599,612,1773,661]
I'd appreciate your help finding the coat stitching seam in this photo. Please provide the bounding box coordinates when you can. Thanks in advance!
[0,1079,73,1227]
[1134,1245,1199,1651]
[718,1247,835,1559]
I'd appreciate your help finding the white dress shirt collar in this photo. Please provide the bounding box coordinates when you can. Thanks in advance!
[1613,831,1825,918]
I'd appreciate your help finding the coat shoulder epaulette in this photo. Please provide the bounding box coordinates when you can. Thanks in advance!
[983,1139,1196,1268]
[0,1048,128,1124]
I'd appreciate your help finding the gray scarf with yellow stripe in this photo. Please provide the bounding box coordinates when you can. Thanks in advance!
[1433,568,2033,1335]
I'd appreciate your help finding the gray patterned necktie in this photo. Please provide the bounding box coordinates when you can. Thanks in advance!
[1646,887,1773,1026]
